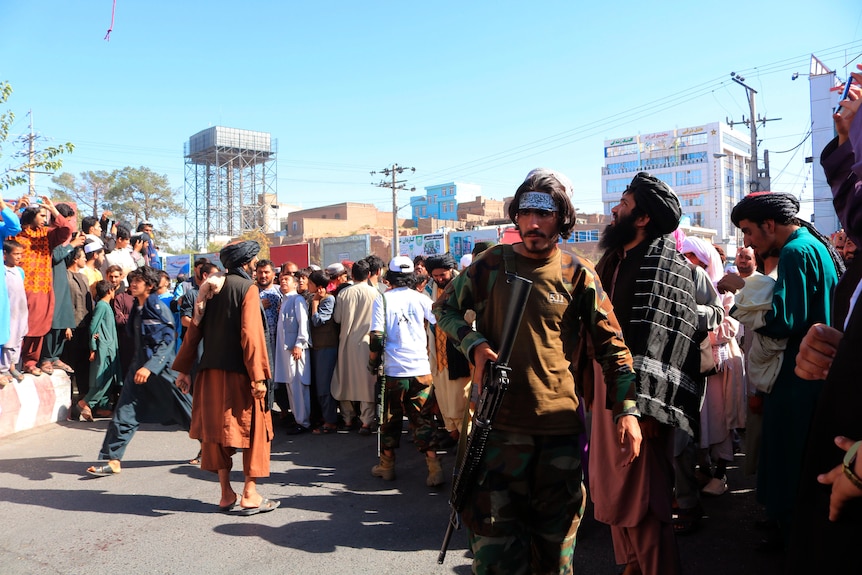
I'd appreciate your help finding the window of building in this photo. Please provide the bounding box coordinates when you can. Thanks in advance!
[572,229,600,242]
[678,133,708,146]
[607,159,640,173]
[605,142,639,157]
[334,213,341,219]
[607,178,629,195]
[292,221,298,232]
[656,173,673,188]
[675,169,702,186]
[689,212,705,227]
[680,151,707,162]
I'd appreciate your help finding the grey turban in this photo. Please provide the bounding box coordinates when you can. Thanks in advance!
[219,240,260,270]
[627,172,682,235]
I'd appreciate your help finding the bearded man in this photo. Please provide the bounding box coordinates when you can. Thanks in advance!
[434,168,641,574]
[592,172,722,574]
[173,241,278,516]
[425,253,471,446]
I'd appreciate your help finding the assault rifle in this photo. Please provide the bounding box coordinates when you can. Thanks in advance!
[437,273,533,564]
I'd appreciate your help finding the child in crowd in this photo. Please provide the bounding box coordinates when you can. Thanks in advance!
[1,239,27,386]
[77,279,121,421]
[730,268,788,395]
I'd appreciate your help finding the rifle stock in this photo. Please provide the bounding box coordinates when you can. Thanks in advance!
[437,273,532,564]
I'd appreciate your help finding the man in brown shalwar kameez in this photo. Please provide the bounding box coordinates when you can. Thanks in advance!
[592,173,717,575]
[173,240,279,516]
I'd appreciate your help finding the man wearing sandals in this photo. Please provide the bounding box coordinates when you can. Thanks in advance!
[173,241,279,516]
[13,196,73,376]
[86,266,193,478]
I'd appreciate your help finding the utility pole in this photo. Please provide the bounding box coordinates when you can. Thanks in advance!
[371,163,416,258]
[28,110,35,195]
[727,73,781,193]
[14,110,57,196]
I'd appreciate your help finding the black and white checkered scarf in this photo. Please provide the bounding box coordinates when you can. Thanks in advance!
[617,235,702,437]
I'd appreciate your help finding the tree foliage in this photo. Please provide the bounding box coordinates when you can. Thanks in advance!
[237,228,271,260]
[51,170,114,218]
[0,80,75,190]
[106,166,182,232]
[52,166,182,239]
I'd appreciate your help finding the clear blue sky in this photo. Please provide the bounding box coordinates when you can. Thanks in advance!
[2,1,862,225]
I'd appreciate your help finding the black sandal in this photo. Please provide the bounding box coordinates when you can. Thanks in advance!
[672,504,702,535]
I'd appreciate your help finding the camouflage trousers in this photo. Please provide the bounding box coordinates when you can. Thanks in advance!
[463,430,585,575]
[379,374,436,452]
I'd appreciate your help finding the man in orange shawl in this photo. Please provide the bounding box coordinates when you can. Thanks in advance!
[14,196,72,375]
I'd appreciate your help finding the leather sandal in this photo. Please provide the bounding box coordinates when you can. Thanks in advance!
[77,399,94,422]
[24,365,42,377]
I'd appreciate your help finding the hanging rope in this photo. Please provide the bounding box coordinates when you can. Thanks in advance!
[104,0,116,41]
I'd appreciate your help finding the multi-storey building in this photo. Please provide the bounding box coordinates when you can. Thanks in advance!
[410,181,481,225]
[601,121,751,257]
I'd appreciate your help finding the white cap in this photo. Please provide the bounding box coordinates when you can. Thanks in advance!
[388,256,414,273]
[84,238,105,254]
[459,253,473,270]
[325,262,346,277]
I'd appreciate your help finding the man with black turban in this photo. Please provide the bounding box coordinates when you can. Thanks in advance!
[593,172,723,574]
[731,192,840,547]
[173,240,280,515]
[425,253,471,447]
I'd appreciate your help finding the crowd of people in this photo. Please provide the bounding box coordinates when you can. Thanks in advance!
[2,73,862,574]
[0,199,159,388]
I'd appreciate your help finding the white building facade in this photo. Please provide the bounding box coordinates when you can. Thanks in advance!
[601,121,751,258]
[808,55,844,236]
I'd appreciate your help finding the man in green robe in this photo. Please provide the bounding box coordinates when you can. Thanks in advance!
[731,192,842,547]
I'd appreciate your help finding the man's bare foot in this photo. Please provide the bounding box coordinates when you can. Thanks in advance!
[218,491,239,512]
[240,492,263,509]
[218,491,239,507]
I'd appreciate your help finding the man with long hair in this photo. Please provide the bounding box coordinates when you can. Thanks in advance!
[435,168,641,573]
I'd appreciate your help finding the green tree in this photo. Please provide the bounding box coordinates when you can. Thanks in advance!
[105,166,182,236]
[0,80,74,190]
[51,170,114,218]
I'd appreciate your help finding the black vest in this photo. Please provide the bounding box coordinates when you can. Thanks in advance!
[198,273,255,376]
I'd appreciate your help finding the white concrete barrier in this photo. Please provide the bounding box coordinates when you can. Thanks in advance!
[0,371,72,438]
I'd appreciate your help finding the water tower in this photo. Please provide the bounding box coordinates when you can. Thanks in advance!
[183,126,277,250]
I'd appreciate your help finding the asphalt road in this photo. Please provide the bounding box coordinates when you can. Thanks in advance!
[0,418,785,575]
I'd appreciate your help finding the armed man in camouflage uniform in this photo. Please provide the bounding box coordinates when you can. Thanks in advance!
[434,168,642,575]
